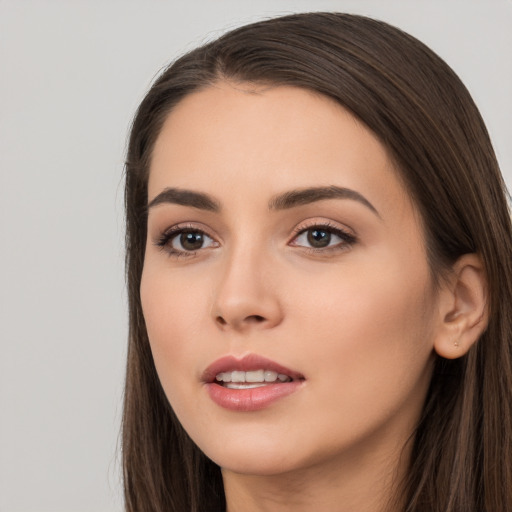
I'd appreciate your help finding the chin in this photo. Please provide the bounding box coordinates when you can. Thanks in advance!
[199,435,307,476]
[218,457,301,477]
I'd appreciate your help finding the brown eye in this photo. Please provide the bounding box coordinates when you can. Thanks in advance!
[169,230,215,252]
[176,231,205,251]
[291,224,356,251]
[307,229,331,248]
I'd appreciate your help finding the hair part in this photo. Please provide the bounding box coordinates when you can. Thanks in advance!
[123,12,512,512]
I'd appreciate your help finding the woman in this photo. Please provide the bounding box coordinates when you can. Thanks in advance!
[122,12,512,512]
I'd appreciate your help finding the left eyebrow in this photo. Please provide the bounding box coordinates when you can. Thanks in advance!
[269,186,380,217]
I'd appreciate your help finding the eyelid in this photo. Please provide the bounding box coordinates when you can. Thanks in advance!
[153,222,220,256]
[288,219,357,251]
[290,218,356,239]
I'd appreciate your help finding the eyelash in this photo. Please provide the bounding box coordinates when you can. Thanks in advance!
[154,222,357,258]
[290,221,357,254]
[154,223,216,258]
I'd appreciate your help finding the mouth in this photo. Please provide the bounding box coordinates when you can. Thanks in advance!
[202,353,304,386]
[215,369,294,389]
[202,354,305,411]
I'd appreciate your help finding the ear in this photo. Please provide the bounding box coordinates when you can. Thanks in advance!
[434,253,489,359]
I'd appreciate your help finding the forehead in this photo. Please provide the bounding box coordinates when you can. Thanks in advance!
[149,82,413,220]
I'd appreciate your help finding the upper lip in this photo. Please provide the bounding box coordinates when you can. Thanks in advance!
[202,354,304,383]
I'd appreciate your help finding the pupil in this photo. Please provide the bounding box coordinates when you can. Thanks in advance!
[307,229,331,248]
[180,231,203,250]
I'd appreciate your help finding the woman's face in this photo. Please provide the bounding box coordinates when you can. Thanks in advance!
[141,82,439,476]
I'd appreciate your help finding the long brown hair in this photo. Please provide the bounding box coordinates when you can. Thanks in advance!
[123,12,512,512]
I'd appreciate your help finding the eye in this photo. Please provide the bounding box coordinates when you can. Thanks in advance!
[291,224,356,251]
[171,230,214,251]
[155,226,217,257]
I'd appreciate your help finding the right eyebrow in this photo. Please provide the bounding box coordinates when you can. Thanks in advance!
[147,187,220,212]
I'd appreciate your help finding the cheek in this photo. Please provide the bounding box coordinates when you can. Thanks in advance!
[291,255,437,413]
[140,262,210,404]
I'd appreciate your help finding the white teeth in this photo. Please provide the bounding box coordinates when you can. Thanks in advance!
[246,370,264,382]
[215,370,292,384]
[226,382,268,389]
[264,370,278,382]
[231,371,246,382]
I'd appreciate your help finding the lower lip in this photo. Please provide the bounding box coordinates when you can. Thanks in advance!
[205,381,303,412]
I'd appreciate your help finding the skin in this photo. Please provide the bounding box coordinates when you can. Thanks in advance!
[140,82,457,512]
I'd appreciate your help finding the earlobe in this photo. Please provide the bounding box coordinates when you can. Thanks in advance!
[433,254,489,360]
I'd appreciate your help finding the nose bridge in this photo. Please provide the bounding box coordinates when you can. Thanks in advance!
[212,235,282,331]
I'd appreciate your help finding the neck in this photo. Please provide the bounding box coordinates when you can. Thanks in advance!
[222,433,411,512]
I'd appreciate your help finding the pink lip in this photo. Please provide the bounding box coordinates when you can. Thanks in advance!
[202,354,305,412]
[202,354,304,383]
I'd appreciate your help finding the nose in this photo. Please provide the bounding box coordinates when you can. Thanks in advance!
[212,247,283,332]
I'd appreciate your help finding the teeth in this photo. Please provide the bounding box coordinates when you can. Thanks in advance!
[219,372,231,382]
[231,371,245,382]
[215,370,291,384]
[246,370,264,382]
[264,370,278,382]
[226,382,268,389]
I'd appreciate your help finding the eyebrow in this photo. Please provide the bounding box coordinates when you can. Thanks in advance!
[147,185,379,217]
[147,188,220,212]
[269,186,380,216]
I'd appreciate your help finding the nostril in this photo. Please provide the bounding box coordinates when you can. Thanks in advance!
[247,315,265,323]
[214,313,269,329]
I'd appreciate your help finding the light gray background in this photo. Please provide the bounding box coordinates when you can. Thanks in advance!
[1,1,510,511]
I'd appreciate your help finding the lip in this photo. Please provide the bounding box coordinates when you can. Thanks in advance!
[202,354,304,383]
[202,354,305,412]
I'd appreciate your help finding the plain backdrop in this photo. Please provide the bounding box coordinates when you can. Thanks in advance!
[0,1,510,511]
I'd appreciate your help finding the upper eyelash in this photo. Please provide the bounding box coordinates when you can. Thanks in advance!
[154,225,187,248]
[154,224,213,254]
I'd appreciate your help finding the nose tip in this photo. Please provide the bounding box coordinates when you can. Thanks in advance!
[211,255,283,332]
